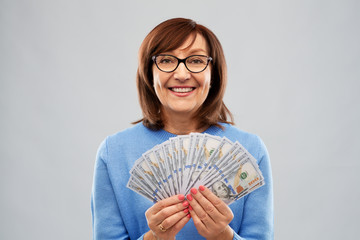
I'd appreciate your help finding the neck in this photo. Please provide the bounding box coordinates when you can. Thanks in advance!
[161,110,208,135]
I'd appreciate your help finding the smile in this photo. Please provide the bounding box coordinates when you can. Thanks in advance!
[170,87,195,93]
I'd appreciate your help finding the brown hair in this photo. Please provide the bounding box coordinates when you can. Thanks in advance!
[134,18,234,130]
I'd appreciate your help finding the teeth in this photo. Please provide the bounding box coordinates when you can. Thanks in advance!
[171,87,194,93]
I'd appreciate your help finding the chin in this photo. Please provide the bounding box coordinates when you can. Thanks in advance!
[168,105,199,114]
[175,106,200,114]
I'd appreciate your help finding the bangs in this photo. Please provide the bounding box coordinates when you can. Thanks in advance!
[150,22,199,56]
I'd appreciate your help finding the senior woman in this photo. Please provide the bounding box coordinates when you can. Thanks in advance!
[91,18,273,240]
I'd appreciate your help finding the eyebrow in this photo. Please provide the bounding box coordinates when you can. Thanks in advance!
[186,48,207,54]
[163,48,208,56]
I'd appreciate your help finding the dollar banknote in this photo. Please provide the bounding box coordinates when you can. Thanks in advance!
[127,133,265,205]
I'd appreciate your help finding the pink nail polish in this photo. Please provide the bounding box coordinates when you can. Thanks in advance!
[189,205,193,211]
[178,194,185,201]
[187,194,193,201]
[191,188,197,194]
[184,208,189,213]
[182,201,189,207]
[199,185,205,191]
[187,214,191,218]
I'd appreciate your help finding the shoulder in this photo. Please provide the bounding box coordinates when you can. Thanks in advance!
[106,122,149,146]
[104,123,161,153]
[219,123,268,163]
[96,123,148,160]
[97,123,174,163]
[218,123,262,147]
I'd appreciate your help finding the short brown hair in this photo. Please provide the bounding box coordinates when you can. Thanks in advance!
[134,18,234,130]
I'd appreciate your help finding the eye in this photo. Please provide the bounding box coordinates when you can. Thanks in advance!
[187,56,206,64]
[159,59,171,64]
[157,56,176,64]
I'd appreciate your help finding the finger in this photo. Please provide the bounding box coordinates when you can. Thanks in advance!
[158,208,190,231]
[150,194,186,214]
[187,203,208,235]
[189,187,221,220]
[198,185,232,216]
[166,212,191,236]
[187,190,215,228]
[153,200,189,224]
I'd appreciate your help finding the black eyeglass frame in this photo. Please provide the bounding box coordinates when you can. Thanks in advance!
[152,54,213,73]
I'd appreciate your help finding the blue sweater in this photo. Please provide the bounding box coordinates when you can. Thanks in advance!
[91,123,273,240]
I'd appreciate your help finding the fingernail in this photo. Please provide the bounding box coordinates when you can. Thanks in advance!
[187,194,193,201]
[189,205,193,211]
[184,208,189,213]
[191,188,197,194]
[199,185,205,191]
[178,194,185,201]
[182,201,189,207]
[187,214,191,218]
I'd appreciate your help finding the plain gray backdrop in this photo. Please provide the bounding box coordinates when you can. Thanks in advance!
[1,0,359,239]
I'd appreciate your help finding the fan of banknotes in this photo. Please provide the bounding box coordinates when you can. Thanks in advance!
[127,133,264,205]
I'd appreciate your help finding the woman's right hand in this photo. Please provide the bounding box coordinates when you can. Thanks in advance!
[144,194,191,240]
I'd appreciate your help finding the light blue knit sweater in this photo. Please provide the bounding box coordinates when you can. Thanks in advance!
[91,122,273,240]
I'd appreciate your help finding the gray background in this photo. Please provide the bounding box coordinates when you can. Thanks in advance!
[1,0,359,239]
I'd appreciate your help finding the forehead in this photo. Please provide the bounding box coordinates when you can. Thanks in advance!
[167,33,208,55]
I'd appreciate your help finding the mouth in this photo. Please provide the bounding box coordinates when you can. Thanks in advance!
[169,87,195,93]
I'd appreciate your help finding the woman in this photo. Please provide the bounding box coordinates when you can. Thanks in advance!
[91,18,273,240]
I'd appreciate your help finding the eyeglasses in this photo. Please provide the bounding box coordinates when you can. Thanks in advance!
[152,54,212,73]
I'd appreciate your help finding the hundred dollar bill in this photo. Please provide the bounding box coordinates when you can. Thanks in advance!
[169,137,181,193]
[127,175,158,202]
[131,165,165,200]
[186,133,206,189]
[206,155,264,204]
[181,133,203,194]
[130,157,166,200]
[129,160,165,200]
[149,145,173,196]
[201,142,246,184]
[185,134,226,194]
[176,135,190,194]
[143,147,172,198]
[231,180,265,204]
[160,142,177,196]
[183,133,208,193]
[201,136,234,176]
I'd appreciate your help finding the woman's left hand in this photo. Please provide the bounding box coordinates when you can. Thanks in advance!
[187,185,234,240]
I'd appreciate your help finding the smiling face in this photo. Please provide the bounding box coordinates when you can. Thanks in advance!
[152,34,211,120]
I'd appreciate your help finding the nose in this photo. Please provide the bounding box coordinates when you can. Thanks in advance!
[173,62,190,82]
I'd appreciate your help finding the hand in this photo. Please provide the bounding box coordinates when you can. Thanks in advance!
[187,186,234,240]
[144,194,191,240]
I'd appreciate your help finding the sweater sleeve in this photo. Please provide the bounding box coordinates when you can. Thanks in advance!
[234,137,274,240]
[91,138,134,240]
